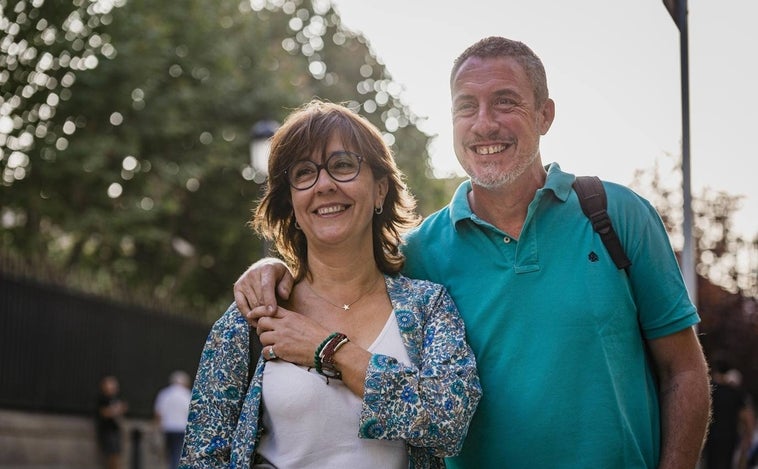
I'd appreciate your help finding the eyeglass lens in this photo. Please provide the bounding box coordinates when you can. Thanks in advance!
[287,151,362,190]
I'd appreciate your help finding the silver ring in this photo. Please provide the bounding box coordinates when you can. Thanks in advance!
[267,345,277,360]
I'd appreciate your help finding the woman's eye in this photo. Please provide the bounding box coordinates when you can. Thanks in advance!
[332,160,352,170]
[295,166,315,178]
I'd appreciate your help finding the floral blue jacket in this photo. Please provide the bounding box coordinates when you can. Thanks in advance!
[179,274,481,469]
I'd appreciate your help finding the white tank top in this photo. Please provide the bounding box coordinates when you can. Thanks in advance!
[256,312,412,469]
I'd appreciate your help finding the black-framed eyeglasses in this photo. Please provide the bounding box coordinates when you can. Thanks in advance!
[285,151,364,190]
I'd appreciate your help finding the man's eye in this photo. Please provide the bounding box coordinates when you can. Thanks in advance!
[453,102,476,114]
[495,97,516,107]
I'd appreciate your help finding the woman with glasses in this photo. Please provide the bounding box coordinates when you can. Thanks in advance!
[179,100,481,469]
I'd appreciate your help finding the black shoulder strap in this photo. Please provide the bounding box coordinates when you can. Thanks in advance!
[573,176,631,271]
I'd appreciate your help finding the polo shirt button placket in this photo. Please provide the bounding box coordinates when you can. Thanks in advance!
[503,236,512,244]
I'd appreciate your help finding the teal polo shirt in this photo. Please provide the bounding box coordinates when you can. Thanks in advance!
[402,163,699,468]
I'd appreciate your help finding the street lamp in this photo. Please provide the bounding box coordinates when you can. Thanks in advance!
[249,119,280,184]
[249,119,279,258]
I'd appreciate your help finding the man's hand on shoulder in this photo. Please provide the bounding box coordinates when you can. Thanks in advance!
[233,257,293,325]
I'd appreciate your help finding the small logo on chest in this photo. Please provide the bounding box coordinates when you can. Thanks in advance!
[588,251,600,263]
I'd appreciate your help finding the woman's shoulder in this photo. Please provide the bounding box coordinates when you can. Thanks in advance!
[386,273,445,293]
[385,274,449,313]
[207,302,250,339]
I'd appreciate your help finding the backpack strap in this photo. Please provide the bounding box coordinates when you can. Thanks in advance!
[573,176,631,271]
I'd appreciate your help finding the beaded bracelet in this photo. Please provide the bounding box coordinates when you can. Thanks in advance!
[314,332,349,379]
[314,332,339,374]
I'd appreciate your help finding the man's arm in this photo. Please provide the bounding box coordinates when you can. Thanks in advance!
[648,327,711,469]
[232,257,294,322]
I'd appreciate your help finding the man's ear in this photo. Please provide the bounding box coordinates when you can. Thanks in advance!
[539,98,555,135]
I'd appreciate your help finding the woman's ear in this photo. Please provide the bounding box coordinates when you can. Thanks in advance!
[375,175,389,208]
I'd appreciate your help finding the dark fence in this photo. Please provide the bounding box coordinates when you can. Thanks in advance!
[0,272,212,418]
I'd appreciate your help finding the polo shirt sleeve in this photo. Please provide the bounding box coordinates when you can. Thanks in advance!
[607,183,700,339]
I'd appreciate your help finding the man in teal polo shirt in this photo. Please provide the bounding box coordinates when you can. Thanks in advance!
[402,165,705,468]
[234,36,711,468]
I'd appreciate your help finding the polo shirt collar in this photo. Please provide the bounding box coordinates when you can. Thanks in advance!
[449,180,474,225]
[544,162,576,202]
[448,162,576,226]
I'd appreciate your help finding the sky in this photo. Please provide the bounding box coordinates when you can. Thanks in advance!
[331,0,757,239]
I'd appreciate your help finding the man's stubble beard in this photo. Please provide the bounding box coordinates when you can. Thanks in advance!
[466,149,539,190]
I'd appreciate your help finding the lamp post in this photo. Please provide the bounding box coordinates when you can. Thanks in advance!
[662,0,697,307]
[249,119,279,257]
[249,119,280,183]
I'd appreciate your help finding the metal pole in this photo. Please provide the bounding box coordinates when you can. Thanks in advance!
[677,0,698,307]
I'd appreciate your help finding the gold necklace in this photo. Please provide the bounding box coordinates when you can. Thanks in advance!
[304,275,383,311]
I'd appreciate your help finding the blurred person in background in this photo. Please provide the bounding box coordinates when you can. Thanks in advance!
[154,370,192,469]
[703,357,756,469]
[95,375,128,469]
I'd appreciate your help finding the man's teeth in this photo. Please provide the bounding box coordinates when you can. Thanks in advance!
[476,144,506,155]
[318,205,346,215]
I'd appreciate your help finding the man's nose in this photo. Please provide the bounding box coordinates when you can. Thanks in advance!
[471,107,499,137]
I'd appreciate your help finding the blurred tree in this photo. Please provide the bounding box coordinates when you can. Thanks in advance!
[630,153,757,298]
[631,153,758,402]
[1,0,124,255]
[1,0,454,320]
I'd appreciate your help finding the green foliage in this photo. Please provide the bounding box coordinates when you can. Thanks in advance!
[1,0,452,321]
